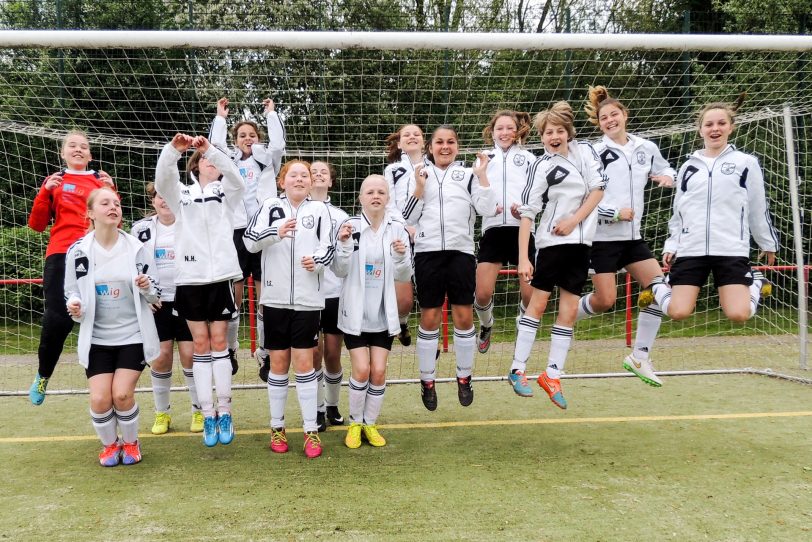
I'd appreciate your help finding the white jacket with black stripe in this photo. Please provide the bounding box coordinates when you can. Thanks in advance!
[663,145,778,258]
[243,196,334,311]
[593,134,676,242]
[209,111,286,228]
[155,143,245,286]
[384,152,424,221]
[519,141,607,249]
[480,144,536,233]
[401,160,499,255]
[322,198,350,299]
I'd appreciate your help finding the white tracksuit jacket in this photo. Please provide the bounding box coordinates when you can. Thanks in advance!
[209,111,286,227]
[593,134,676,242]
[243,196,334,310]
[519,140,607,249]
[480,144,536,233]
[402,160,498,255]
[155,143,245,286]
[332,213,412,337]
[384,152,425,220]
[64,231,160,368]
[663,145,778,257]
[321,198,350,299]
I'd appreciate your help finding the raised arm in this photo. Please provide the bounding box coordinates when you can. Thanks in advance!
[155,134,194,215]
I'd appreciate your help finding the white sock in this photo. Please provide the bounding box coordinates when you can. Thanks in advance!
[546,325,573,379]
[115,404,140,444]
[518,301,527,318]
[576,293,596,322]
[267,372,289,429]
[748,280,763,318]
[364,383,386,425]
[256,311,265,352]
[399,314,408,325]
[474,299,494,328]
[211,349,233,415]
[192,353,214,417]
[511,315,540,373]
[182,367,201,412]
[227,312,240,352]
[454,326,476,379]
[90,407,118,446]
[633,303,662,361]
[348,377,368,424]
[315,369,326,413]
[417,326,440,381]
[150,369,172,414]
[295,370,319,433]
[651,278,672,316]
[325,369,342,407]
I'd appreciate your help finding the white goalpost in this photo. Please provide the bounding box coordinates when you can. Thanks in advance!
[0,30,809,396]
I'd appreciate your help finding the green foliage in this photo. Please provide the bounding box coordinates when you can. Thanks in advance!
[0,226,46,321]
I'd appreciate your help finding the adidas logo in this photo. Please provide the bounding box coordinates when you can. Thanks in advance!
[222,308,231,315]
[555,170,567,180]
[76,263,87,273]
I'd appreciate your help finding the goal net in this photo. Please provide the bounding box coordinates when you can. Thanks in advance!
[0,31,809,394]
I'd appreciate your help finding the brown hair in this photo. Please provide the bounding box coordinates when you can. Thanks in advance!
[86,187,119,231]
[385,124,424,164]
[231,120,264,142]
[61,130,89,151]
[584,85,628,126]
[276,159,312,190]
[534,101,576,140]
[697,93,746,129]
[186,148,204,179]
[482,110,532,146]
[311,160,338,183]
[425,124,459,164]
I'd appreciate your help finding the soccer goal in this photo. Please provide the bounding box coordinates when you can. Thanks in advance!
[0,30,809,395]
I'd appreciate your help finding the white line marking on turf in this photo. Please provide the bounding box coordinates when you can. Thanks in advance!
[2,411,811,444]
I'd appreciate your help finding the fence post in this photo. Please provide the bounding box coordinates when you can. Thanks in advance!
[782,105,808,369]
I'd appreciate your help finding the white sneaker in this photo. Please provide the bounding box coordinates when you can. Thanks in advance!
[623,354,663,387]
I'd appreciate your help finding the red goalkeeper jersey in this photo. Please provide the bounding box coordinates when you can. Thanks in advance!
[28,169,111,257]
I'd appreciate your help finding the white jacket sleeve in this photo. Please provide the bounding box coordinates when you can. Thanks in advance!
[745,156,779,252]
[243,199,287,253]
[208,115,229,152]
[253,110,286,204]
[203,145,245,209]
[311,205,335,273]
[401,174,425,226]
[518,158,548,221]
[154,144,185,215]
[663,163,687,255]
[392,224,413,282]
[63,242,84,322]
[581,143,608,192]
[331,226,354,279]
[649,142,677,183]
[470,171,499,217]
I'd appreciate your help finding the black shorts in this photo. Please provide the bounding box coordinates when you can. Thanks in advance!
[86,343,146,378]
[264,306,320,350]
[668,256,754,288]
[477,227,536,266]
[531,244,591,296]
[590,239,655,274]
[414,251,476,308]
[344,330,395,351]
[152,301,193,343]
[320,297,342,335]
[175,280,237,322]
[234,228,262,282]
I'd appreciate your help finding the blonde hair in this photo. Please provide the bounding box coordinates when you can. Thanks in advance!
[533,101,576,140]
[276,160,312,190]
[482,110,532,146]
[584,85,628,126]
[61,130,89,151]
[697,93,746,129]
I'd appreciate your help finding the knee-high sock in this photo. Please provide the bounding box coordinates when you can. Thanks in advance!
[511,315,540,373]
[474,299,494,328]
[546,326,573,379]
[518,301,527,319]
[315,369,326,412]
[634,303,663,361]
[115,404,140,444]
[348,377,368,424]
[295,370,319,433]
[417,327,440,381]
[182,367,200,412]
[90,407,118,446]
[192,353,214,418]
[364,383,386,425]
[227,312,240,352]
[749,278,764,318]
[576,293,596,322]
[267,372,289,429]
[150,369,172,414]
[211,349,233,415]
[324,369,343,407]
[454,326,476,379]
[651,278,672,316]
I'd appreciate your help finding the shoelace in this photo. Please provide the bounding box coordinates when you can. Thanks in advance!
[516,372,528,386]
[36,377,49,394]
[305,432,321,448]
[271,430,287,445]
